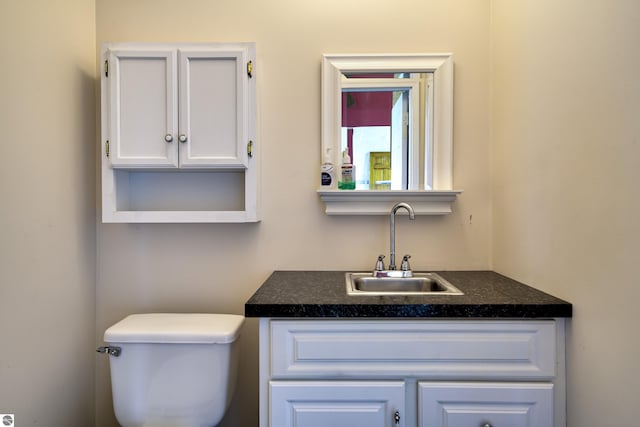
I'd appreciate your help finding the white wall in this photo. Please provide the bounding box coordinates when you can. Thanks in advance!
[94,0,492,425]
[491,1,640,426]
[0,0,96,424]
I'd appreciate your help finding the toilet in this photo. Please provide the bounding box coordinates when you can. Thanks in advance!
[99,313,244,427]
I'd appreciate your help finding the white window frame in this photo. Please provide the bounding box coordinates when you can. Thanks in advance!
[319,53,461,215]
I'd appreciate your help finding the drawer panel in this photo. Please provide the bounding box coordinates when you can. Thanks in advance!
[270,320,556,379]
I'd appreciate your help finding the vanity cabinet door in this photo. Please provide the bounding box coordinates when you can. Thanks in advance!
[270,381,405,427]
[418,382,554,427]
[107,48,179,168]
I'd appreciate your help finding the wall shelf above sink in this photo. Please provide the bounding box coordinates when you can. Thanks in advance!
[317,189,462,215]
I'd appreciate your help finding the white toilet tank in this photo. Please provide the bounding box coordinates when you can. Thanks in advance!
[102,313,244,427]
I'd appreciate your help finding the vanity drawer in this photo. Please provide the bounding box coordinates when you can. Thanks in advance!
[269,319,557,379]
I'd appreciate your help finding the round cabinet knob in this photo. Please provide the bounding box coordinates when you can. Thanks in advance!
[178,134,188,143]
[481,423,493,427]
[164,134,173,143]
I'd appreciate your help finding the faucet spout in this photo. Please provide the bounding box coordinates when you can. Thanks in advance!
[389,202,415,270]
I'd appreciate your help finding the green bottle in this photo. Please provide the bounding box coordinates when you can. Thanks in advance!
[338,150,355,190]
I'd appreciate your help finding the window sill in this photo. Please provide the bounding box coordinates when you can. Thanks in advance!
[317,189,462,215]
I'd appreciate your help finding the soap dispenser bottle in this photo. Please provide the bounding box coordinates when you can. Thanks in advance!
[338,150,355,190]
[320,148,336,188]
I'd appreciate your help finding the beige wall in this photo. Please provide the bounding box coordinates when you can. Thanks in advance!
[94,0,491,425]
[0,0,96,424]
[11,1,639,426]
[491,1,640,426]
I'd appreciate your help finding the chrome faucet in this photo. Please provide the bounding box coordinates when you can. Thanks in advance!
[389,202,415,270]
[400,254,411,271]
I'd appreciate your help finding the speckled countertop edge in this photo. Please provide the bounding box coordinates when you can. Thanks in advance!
[244,271,572,318]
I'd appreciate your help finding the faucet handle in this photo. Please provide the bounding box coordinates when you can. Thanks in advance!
[375,255,386,271]
[400,255,412,271]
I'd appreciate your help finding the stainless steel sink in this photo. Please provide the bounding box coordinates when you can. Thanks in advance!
[346,272,464,296]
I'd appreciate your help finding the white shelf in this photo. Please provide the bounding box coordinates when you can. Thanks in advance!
[317,189,462,215]
[103,210,259,223]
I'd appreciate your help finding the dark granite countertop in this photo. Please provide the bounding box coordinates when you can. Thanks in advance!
[244,271,572,318]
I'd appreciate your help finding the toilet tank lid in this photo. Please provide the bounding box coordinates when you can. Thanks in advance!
[104,313,244,344]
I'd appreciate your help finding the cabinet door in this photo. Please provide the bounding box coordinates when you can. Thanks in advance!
[270,381,404,427]
[178,48,250,168]
[107,48,178,168]
[418,382,554,427]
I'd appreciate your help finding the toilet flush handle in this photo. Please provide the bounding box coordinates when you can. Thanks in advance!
[97,346,121,357]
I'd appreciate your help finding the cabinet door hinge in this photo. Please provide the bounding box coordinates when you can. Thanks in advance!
[105,140,110,158]
[247,61,253,78]
[247,140,253,158]
[104,60,108,77]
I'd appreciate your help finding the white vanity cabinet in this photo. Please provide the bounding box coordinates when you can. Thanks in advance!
[259,319,566,427]
[100,42,258,223]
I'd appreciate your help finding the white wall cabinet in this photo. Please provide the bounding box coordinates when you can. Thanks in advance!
[101,42,258,223]
[259,319,566,427]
